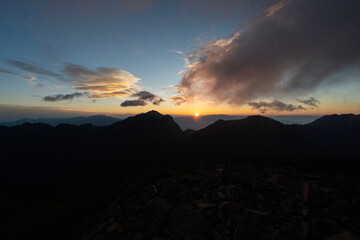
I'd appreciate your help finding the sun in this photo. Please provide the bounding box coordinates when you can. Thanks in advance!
[194,112,200,117]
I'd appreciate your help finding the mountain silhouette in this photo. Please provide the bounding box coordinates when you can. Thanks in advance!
[192,115,301,159]
[1,111,360,239]
[307,113,360,131]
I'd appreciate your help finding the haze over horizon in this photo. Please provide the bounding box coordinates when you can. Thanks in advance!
[1,0,359,118]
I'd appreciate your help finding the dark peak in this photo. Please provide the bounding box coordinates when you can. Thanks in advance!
[114,110,182,134]
[200,115,284,133]
[243,115,284,125]
[308,113,359,126]
[123,110,165,122]
[214,119,226,123]
[246,115,274,120]
[210,119,227,128]
[183,129,196,135]
[322,113,356,119]
[110,110,164,126]
[140,110,163,119]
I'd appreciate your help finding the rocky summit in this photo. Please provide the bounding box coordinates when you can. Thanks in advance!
[84,163,360,240]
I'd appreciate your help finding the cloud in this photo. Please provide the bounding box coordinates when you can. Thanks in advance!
[297,97,320,107]
[4,60,142,100]
[169,50,184,55]
[26,76,44,88]
[0,68,18,75]
[169,96,186,106]
[90,91,128,98]
[120,100,147,107]
[0,66,44,87]
[248,101,306,114]
[265,1,284,17]
[120,91,164,107]
[132,91,164,105]
[6,59,62,77]
[177,0,360,106]
[63,63,140,87]
[4,60,158,105]
[62,63,140,98]
[75,85,128,91]
[8,61,144,102]
[43,92,86,102]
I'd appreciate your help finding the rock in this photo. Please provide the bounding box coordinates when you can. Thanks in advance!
[133,233,144,240]
[159,178,188,201]
[169,206,212,237]
[237,163,267,185]
[227,213,244,228]
[85,163,360,240]
[244,208,269,216]
[217,201,242,222]
[194,199,216,208]
[105,222,120,233]
[327,231,360,240]
[141,198,171,214]
[216,191,226,199]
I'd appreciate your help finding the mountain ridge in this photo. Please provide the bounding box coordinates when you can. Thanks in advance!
[0,112,322,130]
[1,110,360,239]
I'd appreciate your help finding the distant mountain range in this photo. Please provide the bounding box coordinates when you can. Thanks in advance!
[0,115,121,127]
[1,113,320,130]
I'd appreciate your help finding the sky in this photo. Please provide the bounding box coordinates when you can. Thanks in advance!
[0,0,359,121]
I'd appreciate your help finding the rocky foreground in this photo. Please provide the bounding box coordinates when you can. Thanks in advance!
[84,163,360,240]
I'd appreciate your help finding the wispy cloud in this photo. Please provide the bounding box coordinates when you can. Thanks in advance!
[169,95,186,106]
[0,68,18,75]
[169,49,184,55]
[90,91,129,99]
[26,76,44,88]
[4,60,149,103]
[62,63,140,99]
[6,59,62,78]
[0,66,44,87]
[265,1,284,17]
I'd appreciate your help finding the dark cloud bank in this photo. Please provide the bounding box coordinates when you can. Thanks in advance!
[248,100,305,114]
[121,91,164,107]
[297,97,320,108]
[179,0,360,111]
[43,92,86,102]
